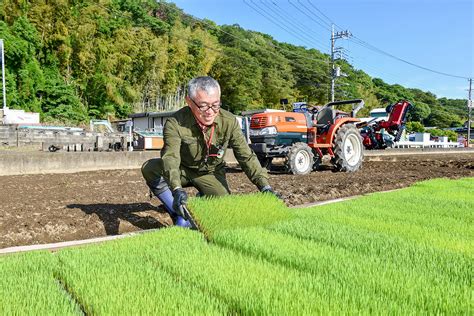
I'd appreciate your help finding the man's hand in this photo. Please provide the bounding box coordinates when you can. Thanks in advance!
[172,188,188,218]
[260,185,282,199]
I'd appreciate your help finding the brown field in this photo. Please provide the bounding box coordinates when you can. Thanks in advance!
[1,152,472,248]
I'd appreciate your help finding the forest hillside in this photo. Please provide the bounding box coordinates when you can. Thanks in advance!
[0,0,468,128]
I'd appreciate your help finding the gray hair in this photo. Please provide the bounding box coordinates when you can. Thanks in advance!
[187,76,221,99]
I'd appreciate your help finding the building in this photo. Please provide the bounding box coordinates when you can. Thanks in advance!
[1,107,40,125]
[129,110,177,133]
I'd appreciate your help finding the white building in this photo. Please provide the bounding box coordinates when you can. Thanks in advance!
[129,110,177,134]
[1,107,40,125]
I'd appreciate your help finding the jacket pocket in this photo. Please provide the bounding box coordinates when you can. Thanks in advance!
[181,136,200,161]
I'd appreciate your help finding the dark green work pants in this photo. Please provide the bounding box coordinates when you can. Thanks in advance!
[141,158,231,196]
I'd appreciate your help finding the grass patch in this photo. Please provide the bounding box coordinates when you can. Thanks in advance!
[187,192,291,238]
[0,177,471,314]
[56,231,228,315]
[0,251,81,315]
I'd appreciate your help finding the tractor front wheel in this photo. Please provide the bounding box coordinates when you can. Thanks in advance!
[286,142,314,175]
[332,124,364,172]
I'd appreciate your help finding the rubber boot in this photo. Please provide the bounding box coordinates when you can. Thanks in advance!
[155,188,191,228]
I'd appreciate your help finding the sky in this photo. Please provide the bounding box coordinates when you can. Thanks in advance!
[170,0,473,100]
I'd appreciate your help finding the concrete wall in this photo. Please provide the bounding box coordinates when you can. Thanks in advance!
[0,149,238,176]
[0,125,128,151]
[0,151,160,176]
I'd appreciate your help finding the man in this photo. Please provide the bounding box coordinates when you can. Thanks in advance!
[142,76,278,227]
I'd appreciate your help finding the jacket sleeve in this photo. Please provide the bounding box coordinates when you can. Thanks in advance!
[161,118,182,190]
[228,118,270,190]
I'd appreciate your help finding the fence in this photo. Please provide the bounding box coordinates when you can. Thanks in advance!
[0,125,128,151]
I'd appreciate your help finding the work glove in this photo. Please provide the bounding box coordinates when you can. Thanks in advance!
[172,188,188,218]
[260,185,282,199]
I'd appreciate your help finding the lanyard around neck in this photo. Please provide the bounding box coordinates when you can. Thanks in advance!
[202,124,217,163]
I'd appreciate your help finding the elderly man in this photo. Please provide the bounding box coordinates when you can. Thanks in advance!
[141,76,278,227]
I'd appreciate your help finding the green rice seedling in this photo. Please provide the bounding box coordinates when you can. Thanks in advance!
[212,226,471,314]
[138,228,355,314]
[270,217,471,284]
[56,230,228,315]
[0,251,81,315]
[291,178,474,255]
[187,193,291,238]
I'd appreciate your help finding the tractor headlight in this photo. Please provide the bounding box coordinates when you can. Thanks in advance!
[259,126,277,135]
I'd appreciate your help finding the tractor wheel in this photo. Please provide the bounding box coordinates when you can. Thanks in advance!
[332,124,364,172]
[285,142,314,175]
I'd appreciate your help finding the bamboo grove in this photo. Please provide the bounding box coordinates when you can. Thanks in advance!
[0,0,468,128]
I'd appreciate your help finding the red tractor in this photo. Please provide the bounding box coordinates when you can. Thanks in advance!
[249,99,365,175]
[359,100,412,150]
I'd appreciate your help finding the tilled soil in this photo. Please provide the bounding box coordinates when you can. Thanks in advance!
[1,153,473,248]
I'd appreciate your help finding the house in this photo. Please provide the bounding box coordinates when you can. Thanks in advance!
[129,110,177,133]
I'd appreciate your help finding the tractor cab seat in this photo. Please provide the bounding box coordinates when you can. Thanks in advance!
[314,107,335,129]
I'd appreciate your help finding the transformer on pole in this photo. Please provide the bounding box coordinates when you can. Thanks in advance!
[330,26,351,102]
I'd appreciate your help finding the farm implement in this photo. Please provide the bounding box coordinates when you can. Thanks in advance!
[358,100,412,149]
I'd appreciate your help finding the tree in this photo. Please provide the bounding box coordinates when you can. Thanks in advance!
[406,121,425,133]
[425,108,462,128]
[409,102,431,122]
[210,47,262,113]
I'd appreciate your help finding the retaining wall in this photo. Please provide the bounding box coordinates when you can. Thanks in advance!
[0,125,127,151]
[0,150,238,176]
[0,151,160,176]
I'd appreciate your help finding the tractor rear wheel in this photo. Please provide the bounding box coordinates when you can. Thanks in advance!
[285,142,314,175]
[332,124,363,172]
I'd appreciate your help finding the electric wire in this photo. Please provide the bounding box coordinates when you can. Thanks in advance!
[302,0,334,29]
[242,0,325,50]
[349,36,470,80]
[177,6,332,73]
[258,0,330,51]
[288,0,332,32]
[303,0,471,80]
[198,23,332,80]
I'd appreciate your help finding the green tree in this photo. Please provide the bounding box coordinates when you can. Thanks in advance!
[406,121,425,133]
[210,47,263,113]
[425,108,462,128]
[409,102,431,122]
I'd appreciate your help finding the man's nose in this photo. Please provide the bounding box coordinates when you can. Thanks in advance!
[204,107,215,114]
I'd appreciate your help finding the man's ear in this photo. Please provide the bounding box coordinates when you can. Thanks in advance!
[185,96,192,106]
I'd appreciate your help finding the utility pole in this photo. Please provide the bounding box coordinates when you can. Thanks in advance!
[330,25,351,102]
[0,39,6,110]
[468,78,472,147]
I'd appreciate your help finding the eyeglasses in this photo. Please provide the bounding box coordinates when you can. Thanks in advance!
[190,98,221,112]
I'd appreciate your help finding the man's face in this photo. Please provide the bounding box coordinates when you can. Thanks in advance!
[186,88,221,126]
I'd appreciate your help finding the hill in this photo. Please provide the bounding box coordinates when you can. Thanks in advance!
[0,0,468,127]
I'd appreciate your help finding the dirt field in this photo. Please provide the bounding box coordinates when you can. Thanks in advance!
[1,152,473,248]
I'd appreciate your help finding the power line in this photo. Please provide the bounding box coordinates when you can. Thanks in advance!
[302,0,334,29]
[179,11,332,80]
[258,0,329,51]
[181,5,331,66]
[287,0,332,32]
[242,0,326,50]
[89,1,333,90]
[303,0,471,80]
[349,36,470,80]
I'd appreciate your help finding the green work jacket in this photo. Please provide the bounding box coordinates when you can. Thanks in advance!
[161,106,269,190]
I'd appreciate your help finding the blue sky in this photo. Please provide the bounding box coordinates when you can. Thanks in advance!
[170,0,473,100]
